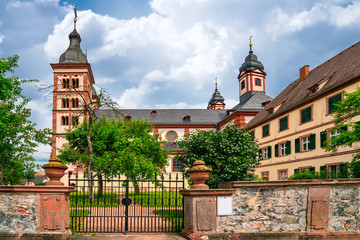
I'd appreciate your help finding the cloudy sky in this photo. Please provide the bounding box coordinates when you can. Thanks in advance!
[1,0,360,164]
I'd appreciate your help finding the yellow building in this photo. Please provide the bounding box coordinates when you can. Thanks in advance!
[245,41,360,181]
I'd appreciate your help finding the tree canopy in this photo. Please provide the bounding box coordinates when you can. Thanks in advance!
[175,125,261,188]
[325,87,360,177]
[0,55,51,185]
[58,115,169,183]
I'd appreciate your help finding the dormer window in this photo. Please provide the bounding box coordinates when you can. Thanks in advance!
[262,101,271,107]
[125,116,131,121]
[151,110,157,115]
[183,115,191,122]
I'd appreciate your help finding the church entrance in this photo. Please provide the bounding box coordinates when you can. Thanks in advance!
[68,172,184,233]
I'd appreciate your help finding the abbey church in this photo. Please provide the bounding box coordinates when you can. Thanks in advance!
[51,18,360,180]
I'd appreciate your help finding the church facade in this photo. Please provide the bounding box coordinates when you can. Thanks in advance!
[51,22,272,173]
[52,15,359,179]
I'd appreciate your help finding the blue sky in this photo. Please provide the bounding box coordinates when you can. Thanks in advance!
[1,0,360,164]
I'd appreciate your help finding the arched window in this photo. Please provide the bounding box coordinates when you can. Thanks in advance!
[62,98,69,108]
[151,110,157,115]
[72,78,79,88]
[72,98,79,108]
[63,79,70,88]
[62,116,69,125]
[241,80,245,90]
[72,116,79,126]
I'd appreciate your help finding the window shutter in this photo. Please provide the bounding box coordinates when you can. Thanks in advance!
[328,96,335,113]
[295,138,300,153]
[309,134,316,150]
[286,141,291,155]
[309,167,315,172]
[320,131,327,147]
[275,144,278,157]
[268,146,272,158]
[258,149,262,159]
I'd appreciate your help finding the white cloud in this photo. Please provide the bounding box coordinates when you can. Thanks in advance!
[44,5,238,108]
[267,2,360,39]
[96,76,115,84]
[0,34,4,43]
[155,102,207,109]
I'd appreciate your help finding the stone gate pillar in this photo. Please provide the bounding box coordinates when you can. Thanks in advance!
[180,160,233,240]
[0,156,74,239]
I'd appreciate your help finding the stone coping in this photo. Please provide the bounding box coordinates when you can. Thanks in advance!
[180,188,234,196]
[218,178,360,188]
[0,185,74,193]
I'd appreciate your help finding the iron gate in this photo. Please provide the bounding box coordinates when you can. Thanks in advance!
[68,172,184,233]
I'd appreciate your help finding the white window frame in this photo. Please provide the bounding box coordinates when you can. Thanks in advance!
[330,128,341,138]
[262,148,268,159]
[280,143,286,156]
[279,170,287,180]
[302,136,310,151]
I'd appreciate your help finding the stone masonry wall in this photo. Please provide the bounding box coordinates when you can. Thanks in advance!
[0,192,39,233]
[328,185,360,231]
[217,180,360,234]
[218,187,308,233]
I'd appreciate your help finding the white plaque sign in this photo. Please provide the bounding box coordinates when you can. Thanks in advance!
[217,196,233,215]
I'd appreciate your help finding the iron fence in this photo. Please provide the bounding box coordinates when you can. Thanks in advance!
[68,172,184,233]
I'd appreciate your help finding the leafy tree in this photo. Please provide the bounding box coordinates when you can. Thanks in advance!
[58,115,168,195]
[175,125,261,188]
[0,55,51,185]
[325,87,360,177]
[288,169,327,180]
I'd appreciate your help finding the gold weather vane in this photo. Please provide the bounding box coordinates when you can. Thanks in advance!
[74,4,78,29]
[215,77,218,90]
[249,36,253,52]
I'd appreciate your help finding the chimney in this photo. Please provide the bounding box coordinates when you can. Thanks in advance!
[299,65,309,81]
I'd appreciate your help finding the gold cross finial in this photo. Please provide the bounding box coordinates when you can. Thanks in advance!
[74,4,78,28]
[215,77,218,90]
[249,36,253,46]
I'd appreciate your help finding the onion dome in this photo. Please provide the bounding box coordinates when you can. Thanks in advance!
[59,29,88,63]
[208,80,225,105]
[239,39,264,72]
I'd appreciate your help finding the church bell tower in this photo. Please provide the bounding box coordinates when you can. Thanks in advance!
[51,6,99,157]
[238,37,266,103]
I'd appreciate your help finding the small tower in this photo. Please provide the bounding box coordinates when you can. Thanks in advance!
[207,78,225,109]
[238,37,266,103]
[50,5,99,157]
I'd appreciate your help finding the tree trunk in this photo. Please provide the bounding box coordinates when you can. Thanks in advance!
[0,164,3,185]
[134,180,140,195]
[97,173,103,198]
[86,114,94,203]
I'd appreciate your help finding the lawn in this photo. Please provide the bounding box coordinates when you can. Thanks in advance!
[70,192,118,207]
[70,209,90,232]
[153,209,183,232]
[128,191,183,207]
